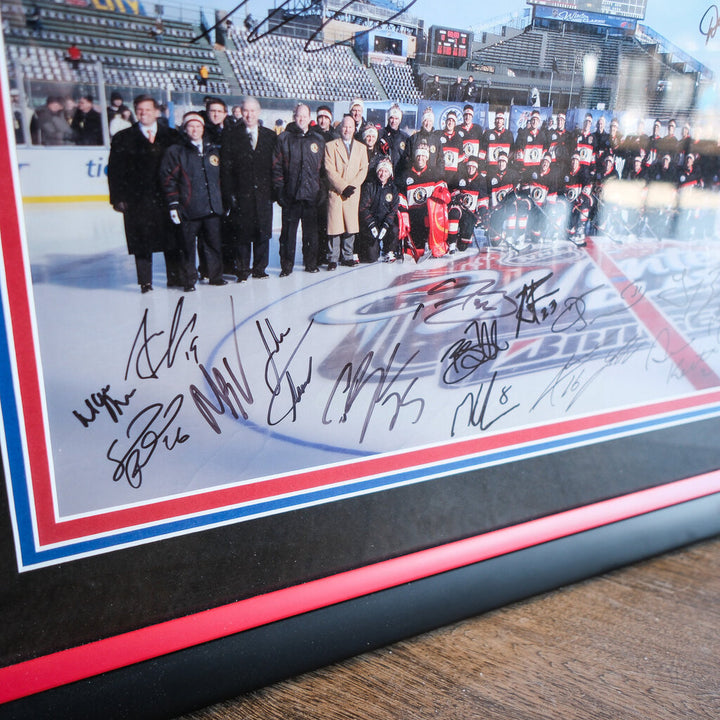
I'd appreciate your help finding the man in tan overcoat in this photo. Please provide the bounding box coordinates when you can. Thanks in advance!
[324,114,369,269]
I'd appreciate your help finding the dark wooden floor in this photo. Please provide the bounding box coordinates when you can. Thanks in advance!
[177,537,720,719]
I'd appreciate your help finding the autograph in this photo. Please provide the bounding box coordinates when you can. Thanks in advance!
[450,371,519,437]
[106,394,189,489]
[515,273,559,338]
[700,5,720,44]
[258,317,314,426]
[323,342,424,444]
[73,385,137,427]
[190,297,254,434]
[441,319,509,385]
[125,297,198,381]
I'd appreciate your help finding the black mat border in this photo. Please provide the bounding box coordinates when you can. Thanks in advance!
[2,492,719,720]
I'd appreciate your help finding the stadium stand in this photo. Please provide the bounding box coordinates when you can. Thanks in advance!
[225,26,380,102]
[371,61,421,103]
[3,0,228,94]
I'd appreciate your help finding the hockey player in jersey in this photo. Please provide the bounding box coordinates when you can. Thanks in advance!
[439,110,464,188]
[513,109,549,172]
[547,111,570,173]
[447,155,489,253]
[358,157,400,262]
[458,105,483,162]
[406,107,444,173]
[559,153,594,246]
[645,152,678,238]
[487,151,520,210]
[619,119,649,166]
[657,119,679,165]
[644,119,664,169]
[591,154,621,236]
[482,112,514,169]
[523,152,563,240]
[398,141,449,258]
[570,114,597,176]
[676,152,705,238]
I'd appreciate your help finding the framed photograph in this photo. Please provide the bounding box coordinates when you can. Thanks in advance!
[2,1,720,717]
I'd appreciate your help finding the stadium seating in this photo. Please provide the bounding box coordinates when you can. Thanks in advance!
[3,0,228,96]
[371,62,421,103]
[225,26,380,101]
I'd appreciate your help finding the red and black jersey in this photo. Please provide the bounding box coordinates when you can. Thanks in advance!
[548,128,570,169]
[458,122,483,162]
[513,127,549,170]
[398,164,443,210]
[522,165,559,207]
[560,165,593,204]
[644,132,663,168]
[453,165,490,217]
[571,131,597,170]
[439,130,464,187]
[487,165,520,208]
[483,127,514,166]
[677,165,702,191]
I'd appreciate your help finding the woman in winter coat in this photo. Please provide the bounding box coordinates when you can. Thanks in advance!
[358,157,399,262]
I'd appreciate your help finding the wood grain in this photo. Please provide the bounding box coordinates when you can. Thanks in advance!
[177,537,720,720]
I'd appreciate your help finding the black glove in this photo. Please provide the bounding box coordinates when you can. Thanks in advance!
[341,185,356,200]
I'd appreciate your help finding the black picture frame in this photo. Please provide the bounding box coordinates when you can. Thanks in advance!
[2,3,720,718]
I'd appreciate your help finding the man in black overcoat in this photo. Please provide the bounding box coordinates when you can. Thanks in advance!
[108,94,181,292]
[220,96,277,280]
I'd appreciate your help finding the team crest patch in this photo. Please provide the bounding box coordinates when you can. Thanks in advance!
[310,143,319,153]
[400,141,405,150]
[385,192,394,202]
[411,187,428,203]
[406,177,414,185]
[209,154,220,166]
[430,145,436,153]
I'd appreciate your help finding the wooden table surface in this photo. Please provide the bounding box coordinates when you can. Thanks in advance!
[177,537,720,719]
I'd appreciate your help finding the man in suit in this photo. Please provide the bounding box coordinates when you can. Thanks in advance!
[220,96,277,281]
[108,95,181,292]
[272,103,326,275]
[324,114,369,269]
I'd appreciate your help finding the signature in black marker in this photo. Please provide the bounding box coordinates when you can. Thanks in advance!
[515,272,559,337]
[190,297,254,434]
[423,277,520,324]
[322,343,424,444]
[73,385,137,427]
[125,297,198,381]
[258,317,314,426]
[441,319,509,385]
[450,371,519,437]
[106,394,189,489]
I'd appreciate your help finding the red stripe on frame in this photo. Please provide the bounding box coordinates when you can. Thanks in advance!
[36,387,720,544]
[2,472,719,703]
[0,73,56,535]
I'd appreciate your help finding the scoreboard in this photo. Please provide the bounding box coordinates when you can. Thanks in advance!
[527,0,647,21]
[430,26,473,59]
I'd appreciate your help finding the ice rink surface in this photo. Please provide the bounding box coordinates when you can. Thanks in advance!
[22,200,720,519]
